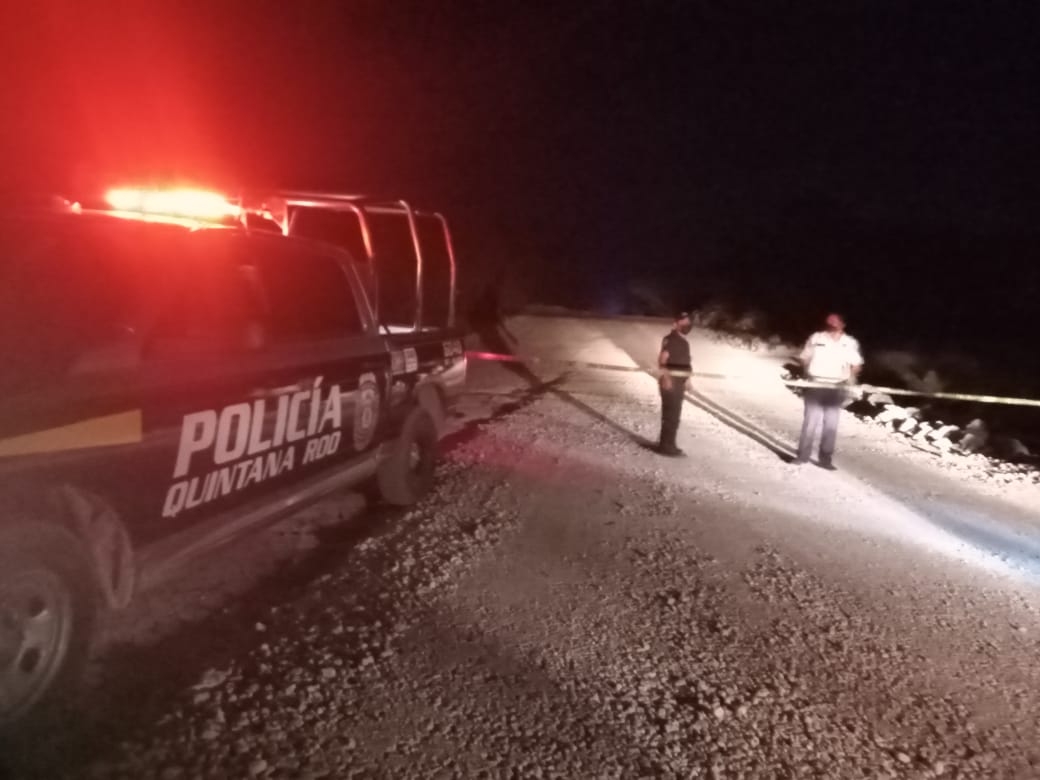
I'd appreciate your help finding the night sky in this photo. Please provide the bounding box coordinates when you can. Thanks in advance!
[4,1,1039,345]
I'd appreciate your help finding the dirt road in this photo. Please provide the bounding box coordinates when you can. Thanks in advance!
[7,315,1040,779]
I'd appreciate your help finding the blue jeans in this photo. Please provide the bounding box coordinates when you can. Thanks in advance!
[797,386,846,463]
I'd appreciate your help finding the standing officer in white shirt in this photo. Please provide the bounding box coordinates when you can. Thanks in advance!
[795,312,863,469]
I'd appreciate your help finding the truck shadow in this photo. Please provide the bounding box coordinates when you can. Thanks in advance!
[444,377,566,450]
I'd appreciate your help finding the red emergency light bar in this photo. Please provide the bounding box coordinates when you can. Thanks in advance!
[104,188,242,221]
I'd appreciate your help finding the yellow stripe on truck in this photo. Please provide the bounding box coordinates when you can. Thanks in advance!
[0,410,144,457]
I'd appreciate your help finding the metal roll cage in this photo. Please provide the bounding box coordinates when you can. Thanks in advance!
[237,191,457,332]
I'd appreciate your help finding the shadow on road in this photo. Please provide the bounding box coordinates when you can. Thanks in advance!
[558,324,801,462]
[879,491,1040,583]
[474,322,656,450]
[476,318,797,458]
[684,387,798,463]
[445,377,566,450]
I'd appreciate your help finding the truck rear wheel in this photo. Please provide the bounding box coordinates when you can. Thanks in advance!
[0,521,95,727]
[377,408,438,506]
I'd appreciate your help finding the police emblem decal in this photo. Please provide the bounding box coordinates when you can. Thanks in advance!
[354,373,380,451]
[404,347,419,374]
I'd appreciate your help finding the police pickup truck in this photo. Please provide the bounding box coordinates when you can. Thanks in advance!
[0,188,466,725]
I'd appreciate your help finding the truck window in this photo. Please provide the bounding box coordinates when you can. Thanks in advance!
[417,215,452,328]
[0,218,161,390]
[144,237,269,360]
[250,243,364,342]
[288,208,369,268]
[367,212,418,329]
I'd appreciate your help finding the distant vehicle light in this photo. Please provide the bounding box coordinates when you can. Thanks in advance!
[104,188,241,221]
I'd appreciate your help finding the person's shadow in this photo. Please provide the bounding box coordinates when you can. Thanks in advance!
[683,386,799,463]
[470,301,656,450]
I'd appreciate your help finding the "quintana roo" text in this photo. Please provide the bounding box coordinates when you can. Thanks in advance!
[162,378,346,518]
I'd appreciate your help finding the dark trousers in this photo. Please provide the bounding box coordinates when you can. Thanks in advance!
[797,386,846,462]
[659,380,686,449]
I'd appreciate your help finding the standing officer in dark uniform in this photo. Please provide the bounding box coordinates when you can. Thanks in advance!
[658,311,693,456]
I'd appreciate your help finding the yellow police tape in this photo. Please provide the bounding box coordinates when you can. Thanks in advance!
[465,350,1040,409]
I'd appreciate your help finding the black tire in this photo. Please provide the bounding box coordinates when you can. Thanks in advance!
[377,409,438,506]
[0,521,96,728]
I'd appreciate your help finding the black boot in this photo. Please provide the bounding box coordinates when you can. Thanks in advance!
[658,440,685,457]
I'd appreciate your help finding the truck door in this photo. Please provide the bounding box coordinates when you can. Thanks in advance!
[244,238,390,480]
[131,230,290,545]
